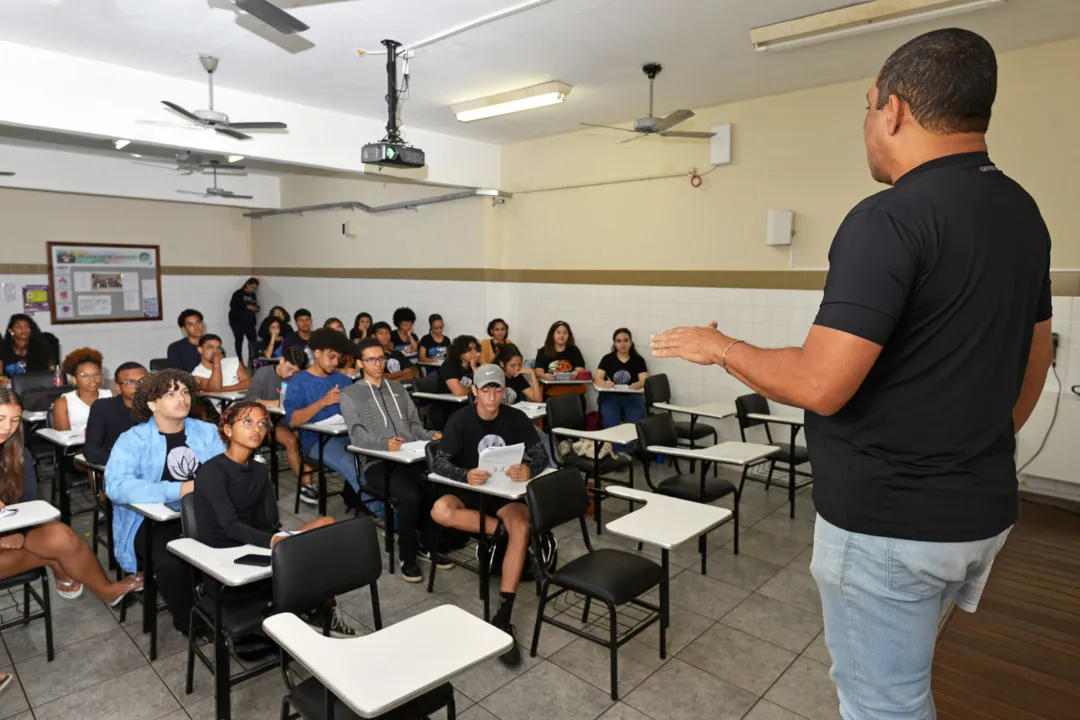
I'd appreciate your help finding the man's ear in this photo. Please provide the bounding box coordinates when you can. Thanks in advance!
[885,93,905,136]
[146,400,157,414]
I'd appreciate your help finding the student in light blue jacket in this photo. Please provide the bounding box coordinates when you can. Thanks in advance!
[106,369,225,636]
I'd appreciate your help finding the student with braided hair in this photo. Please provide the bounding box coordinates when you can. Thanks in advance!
[53,347,111,435]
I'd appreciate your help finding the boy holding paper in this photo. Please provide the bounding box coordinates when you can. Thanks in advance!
[431,364,550,667]
[341,338,449,583]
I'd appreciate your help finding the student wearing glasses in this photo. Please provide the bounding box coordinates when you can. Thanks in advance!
[167,309,205,372]
[350,312,373,345]
[479,318,512,366]
[419,314,450,364]
[53,348,111,435]
[391,307,420,357]
[372,322,418,382]
[341,338,449,582]
[85,362,148,466]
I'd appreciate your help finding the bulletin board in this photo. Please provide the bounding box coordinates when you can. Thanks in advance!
[47,242,163,324]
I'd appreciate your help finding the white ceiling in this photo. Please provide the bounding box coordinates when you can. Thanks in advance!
[3,0,1080,144]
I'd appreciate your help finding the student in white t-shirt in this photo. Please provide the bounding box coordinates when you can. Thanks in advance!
[53,347,112,435]
[190,334,250,411]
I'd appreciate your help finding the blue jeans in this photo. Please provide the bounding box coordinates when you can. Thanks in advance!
[305,435,384,517]
[810,514,1011,720]
[598,393,646,452]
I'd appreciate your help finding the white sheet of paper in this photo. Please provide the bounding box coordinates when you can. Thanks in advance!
[478,443,525,480]
[123,290,140,311]
[77,294,111,316]
[73,272,92,292]
[141,279,158,299]
[120,272,138,290]
[400,440,429,453]
[513,402,545,411]
[312,413,344,427]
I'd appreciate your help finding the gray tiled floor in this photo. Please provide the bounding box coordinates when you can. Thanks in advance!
[6,464,838,720]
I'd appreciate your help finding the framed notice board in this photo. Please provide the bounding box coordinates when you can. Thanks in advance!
[47,242,163,324]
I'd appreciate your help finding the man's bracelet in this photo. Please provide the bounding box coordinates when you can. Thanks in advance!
[720,339,744,373]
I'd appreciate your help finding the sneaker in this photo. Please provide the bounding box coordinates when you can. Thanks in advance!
[616,452,632,463]
[557,440,572,458]
[299,484,319,506]
[328,604,358,638]
[417,547,455,570]
[400,559,424,583]
[493,622,522,667]
[598,442,613,460]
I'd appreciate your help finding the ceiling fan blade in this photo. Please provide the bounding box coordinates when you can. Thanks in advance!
[659,131,716,139]
[618,135,648,145]
[136,120,205,130]
[580,122,638,134]
[215,127,252,140]
[227,122,287,130]
[0,171,14,176]
[223,193,255,200]
[651,109,695,133]
[201,164,247,171]
[235,0,310,35]
[176,190,211,196]
[161,101,203,123]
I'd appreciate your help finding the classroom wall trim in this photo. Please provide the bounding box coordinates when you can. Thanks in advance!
[0,264,255,276]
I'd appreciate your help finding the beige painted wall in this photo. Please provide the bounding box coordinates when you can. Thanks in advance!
[0,188,252,267]
[499,35,1080,271]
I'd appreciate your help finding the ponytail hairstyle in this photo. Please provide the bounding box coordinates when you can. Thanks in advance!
[610,328,642,360]
[0,387,25,506]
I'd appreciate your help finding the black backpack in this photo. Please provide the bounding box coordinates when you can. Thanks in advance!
[478,530,558,582]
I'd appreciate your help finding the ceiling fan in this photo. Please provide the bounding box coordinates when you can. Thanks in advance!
[134,151,247,175]
[0,171,14,177]
[232,0,310,35]
[140,55,288,140]
[582,64,716,144]
[177,167,254,200]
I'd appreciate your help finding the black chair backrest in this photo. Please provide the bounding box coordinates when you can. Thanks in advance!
[180,493,199,540]
[42,332,61,366]
[413,373,438,395]
[425,440,441,474]
[15,371,69,412]
[526,468,589,535]
[546,394,584,432]
[12,370,56,396]
[272,517,381,613]
[150,358,176,371]
[735,394,770,430]
[644,374,672,407]
[636,413,679,453]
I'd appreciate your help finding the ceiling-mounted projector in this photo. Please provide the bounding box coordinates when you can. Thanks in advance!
[363,39,425,169]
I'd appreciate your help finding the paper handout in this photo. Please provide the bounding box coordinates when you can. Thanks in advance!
[478,443,525,481]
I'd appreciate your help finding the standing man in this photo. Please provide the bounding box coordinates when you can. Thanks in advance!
[651,29,1053,718]
[228,277,260,366]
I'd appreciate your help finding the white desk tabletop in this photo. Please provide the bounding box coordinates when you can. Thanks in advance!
[266,406,285,417]
[553,424,638,446]
[348,442,427,465]
[73,453,106,472]
[427,468,554,500]
[167,538,272,587]
[540,378,591,385]
[417,359,444,367]
[511,402,546,420]
[746,412,805,426]
[262,605,512,719]
[299,420,348,436]
[21,410,47,423]
[411,392,469,404]
[127,503,181,523]
[201,390,247,402]
[35,428,85,448]
[647,441,778,466]
[0,501,60,533]
[596,386,645,394]
[604,487,732,550]
[652,402,736,420]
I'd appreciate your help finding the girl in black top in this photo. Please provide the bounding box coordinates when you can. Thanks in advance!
[391,307,420,357]
[496,344,542,405]
[228,277,260,365]
[419,314,451,364]
[350,312,373,345]
[259,308,293,351]
[258,318,285,361]
[534,321,587,380]
[595,328,649,455]
[1,314,54,384]
[436,335,479,397]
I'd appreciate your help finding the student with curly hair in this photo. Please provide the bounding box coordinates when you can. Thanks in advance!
[53,347,112,435]
[391,307,420,357]
[105,369,225,637]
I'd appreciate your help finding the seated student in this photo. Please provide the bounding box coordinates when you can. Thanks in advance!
[191,334,251,414]
[281,308,315,365]
[323,319,354,369]
[372,322,418,382]
[324,318,346,334]
[192,401,355,636]
[391,307,420,357]
[106,369,226,637]
[167,309,205,372]
[437,335,479,397]
[533,321,587,381]
[496,344,543,405]
[595,328,649,457]
[245,346,317,504]
[257,317,286,361]
[479,318,512,366]
[283,329,380,515]
[430,365,549,666]
[53,347,112,435]
[419,314,451,364]
[349,312,373,346]
[341,338,451,582]
[1,314,55,384]
[85,362,148,466]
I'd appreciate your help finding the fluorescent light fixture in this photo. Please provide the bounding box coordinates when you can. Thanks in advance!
[113,139,130,149]
[228,155,244,163]
[474,189,511,197]
[751,0,1006,53]
[451,81,571,122]
[130,153,143,158]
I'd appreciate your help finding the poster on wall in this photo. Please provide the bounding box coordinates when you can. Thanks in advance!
[47,242,162,325]
[21,285,49,314]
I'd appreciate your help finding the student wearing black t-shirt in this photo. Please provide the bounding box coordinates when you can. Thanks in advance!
[495,344,542,405]
[349,312,373,345]
[533,321,586,380]
[1,314,54,383]
[652,30,1054,718]
[431,365,549,667]
[372,322,417,381]
[595,328,649,455]
[167,309,205,373]
[228,277,260,365]
[391,307,420,357]
[85,361,147,465]
[419,314,451,364]
[281,308,314,366]
[436,335,479,396]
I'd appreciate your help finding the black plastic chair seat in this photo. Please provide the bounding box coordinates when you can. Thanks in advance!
[197,593,269,637]
[290,676,454,720]
[560,453,631,475]
[771,443,810,465]
[656,473,736,503]
[0,568,45,592]
[552,549,663,606]
[673,421,716,441]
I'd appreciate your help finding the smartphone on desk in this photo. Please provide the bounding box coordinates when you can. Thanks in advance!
[234,554,271,567]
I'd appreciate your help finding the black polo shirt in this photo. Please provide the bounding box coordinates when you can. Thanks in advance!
[806,152,1052,543]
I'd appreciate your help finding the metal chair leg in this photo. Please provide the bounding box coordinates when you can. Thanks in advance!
[530,581,549,657]
[608,602,619,700]
[41,575,54,662]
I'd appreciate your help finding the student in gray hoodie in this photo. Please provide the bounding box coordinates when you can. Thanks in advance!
[340,338,450,583]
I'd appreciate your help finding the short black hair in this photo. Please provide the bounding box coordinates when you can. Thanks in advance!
[392,307,416,327]
[243,277,259,287]
[282,345,308,369]
[133,369,197,424]
[309,328,351,354]
[876,28,997,134]
[495,343,523,366]
[114,361,146,384]
[294,308,312,320]
[198,334,222,347]
[177,309,203,328]
[487,318,508,337]
[371,321,392,335]
[356,337,384,357]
